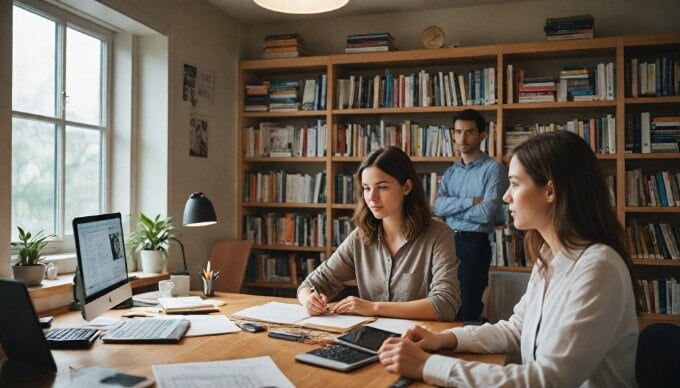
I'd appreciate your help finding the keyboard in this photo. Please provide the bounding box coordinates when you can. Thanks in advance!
[45,327,98,349]
[101,318,190,344]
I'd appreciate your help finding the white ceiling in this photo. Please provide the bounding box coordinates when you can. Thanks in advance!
[206,0,529,25]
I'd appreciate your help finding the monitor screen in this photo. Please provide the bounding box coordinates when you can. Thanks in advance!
[73,213,131,321]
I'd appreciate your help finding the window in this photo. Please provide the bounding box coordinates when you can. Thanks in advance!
[11,2,112,250]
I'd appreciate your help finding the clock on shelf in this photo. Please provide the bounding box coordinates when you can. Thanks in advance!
[421,25,446,49]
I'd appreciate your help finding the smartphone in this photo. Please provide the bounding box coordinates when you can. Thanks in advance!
[39,316,54,328]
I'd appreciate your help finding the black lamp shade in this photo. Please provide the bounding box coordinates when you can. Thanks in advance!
[183,192,217,227]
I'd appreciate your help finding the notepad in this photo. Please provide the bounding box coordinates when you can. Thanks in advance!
[158,297,220,314]
[232,301,375,333]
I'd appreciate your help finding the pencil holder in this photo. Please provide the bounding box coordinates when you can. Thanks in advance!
[202,277,216,297]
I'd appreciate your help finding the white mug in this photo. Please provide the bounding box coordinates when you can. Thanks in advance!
[158,280,175,298]
[44,263,58,280]
[170,275,191,297]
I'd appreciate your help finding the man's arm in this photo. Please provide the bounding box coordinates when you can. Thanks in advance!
[433,169,475,217]
[459,164,509,225]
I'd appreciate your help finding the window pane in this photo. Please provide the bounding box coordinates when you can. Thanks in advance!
[12,6,57,117]
[66,28,103,125]
[65,126,103,235]
[11,118,57,241]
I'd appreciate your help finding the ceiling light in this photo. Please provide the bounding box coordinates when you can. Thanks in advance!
[254,0,350,14]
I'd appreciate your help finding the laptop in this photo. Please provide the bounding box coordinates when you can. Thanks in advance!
[0,279,57,385]
[295,325,398,372]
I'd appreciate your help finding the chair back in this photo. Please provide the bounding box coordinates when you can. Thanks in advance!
[636,323,680,388]
[208,240,253,293]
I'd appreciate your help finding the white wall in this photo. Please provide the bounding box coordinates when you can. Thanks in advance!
[243,0,680,58]
[102,0,240,289]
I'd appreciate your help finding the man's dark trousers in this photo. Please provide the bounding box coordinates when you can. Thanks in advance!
[454,231,491,321]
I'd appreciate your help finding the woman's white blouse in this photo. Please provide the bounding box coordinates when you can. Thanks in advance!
[423,244,639,387]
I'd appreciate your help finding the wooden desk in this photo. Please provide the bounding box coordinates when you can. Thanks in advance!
[46,293,505,387]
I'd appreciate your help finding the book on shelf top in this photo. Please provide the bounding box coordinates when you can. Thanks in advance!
[265,33,302,41]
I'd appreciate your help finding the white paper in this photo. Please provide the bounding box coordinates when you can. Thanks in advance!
[85,316,122,328]
[302,314,374,330]
[152,356,294,388]
[232,301,308,325]
[159,315,240,336]
[366,318,417,335]
[158,296,213,309]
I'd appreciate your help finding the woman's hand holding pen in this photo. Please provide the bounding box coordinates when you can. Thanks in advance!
[303,286,328,315]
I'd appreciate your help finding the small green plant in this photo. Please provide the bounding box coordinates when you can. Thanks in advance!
[12,227,54,266]
[127,213,176,255]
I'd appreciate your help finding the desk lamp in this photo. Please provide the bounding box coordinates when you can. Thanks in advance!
[171,192,217,275]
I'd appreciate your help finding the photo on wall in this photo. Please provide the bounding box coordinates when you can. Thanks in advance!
[189,113,209,158]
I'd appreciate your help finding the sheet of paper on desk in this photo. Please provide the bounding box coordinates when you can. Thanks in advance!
[152,356,294,388]
[366,318,417,335]
[232,301,309,325]
[159,315,240,336]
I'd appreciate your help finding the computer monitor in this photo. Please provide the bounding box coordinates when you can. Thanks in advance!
[73,212,132,321]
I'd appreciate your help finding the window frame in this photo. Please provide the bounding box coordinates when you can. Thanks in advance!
[11,0,114,255]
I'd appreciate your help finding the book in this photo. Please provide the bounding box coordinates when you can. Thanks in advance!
[232,301,375,333]
[157,297,220,314]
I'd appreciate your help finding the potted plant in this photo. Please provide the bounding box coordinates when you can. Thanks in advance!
[11,227,54,287]
[127,213,176,273]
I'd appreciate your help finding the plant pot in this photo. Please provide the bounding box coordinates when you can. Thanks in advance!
[12,264,46,287]
[139,250,165,273]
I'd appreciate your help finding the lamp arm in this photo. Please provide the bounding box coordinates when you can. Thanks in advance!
[169,237,189,275]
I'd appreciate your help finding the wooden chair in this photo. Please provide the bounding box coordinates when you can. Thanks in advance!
[208,240,253,293]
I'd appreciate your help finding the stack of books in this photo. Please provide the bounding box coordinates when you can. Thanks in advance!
[544,14,594,41]
[244,83,270,112]
[345,32,395,53]
[518,75,556,103]
[557,67,594,102]
[268,80,301,111]
[262,33,304,59]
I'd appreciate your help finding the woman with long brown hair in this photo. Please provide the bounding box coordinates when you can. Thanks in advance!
[378,131,640,386]
[297,146,461,321]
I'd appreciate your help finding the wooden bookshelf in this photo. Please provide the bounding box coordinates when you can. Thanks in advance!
[238,33,680,325]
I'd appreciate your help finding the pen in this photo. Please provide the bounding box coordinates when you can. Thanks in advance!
[268,331,308,343]
[310,286,330,313]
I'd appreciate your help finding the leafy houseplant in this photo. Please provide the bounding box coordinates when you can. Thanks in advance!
[127,213,176,273]
[11,227,54,286]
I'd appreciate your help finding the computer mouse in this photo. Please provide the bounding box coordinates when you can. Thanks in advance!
[239,322,266,333]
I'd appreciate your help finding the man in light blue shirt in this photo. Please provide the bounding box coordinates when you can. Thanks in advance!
[434,109,508,321]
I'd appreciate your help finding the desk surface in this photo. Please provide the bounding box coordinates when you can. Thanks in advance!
[47,293,505,387]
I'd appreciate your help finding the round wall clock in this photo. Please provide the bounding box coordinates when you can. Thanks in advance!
[421,25,446,49]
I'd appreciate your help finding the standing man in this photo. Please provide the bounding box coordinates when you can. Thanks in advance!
[435,109,508,322]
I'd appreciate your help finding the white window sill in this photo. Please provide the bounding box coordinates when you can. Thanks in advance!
[10,252,77,274]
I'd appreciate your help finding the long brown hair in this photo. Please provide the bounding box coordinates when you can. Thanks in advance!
[510,131,642,315]
[353,146,432,245]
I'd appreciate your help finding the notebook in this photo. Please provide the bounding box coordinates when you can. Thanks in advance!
[157,297,220,314]
[295,325,399,371]
[232,301,375,333]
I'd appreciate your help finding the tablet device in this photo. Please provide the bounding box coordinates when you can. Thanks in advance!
[295,326,398,372]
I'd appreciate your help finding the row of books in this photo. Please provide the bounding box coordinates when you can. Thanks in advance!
[345,32,395,54]
[628,57,679,98]
[638,277,680,315]
[491,228,529,268]
[544,14,594,41]
[504,115,617,156]
[301,76,328,110]
[336,67,497,109]
[625,169,680,207]
[333,217,354,247]
[262,33,304,59]
[245,252,324,284]
[507,63,614,103]
[334,172,439,207]
[243,121,327,158]
[244,80,302,112]
[243,213,326,247]
[243,171,327,203]
[625,113,680,154]
[627,221,680,260]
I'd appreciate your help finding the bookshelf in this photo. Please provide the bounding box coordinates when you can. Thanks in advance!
[238,33,680,324]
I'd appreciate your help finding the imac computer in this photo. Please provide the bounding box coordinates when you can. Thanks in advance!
[73,212,132,321]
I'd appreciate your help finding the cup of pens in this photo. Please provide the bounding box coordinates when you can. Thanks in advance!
[201,260,219,297]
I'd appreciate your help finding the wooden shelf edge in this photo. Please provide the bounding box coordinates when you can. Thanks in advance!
[632,259,680,267]
[332,105,498,115]
[243,157,326,163]
[490,266,532,273]
[502,100,616,109]
[28,271,170,299]
[241,202,326,208]
[624,96,680,104]
[624,152,680,159]
[625,207,680,213]
[252,245,326,252]
[639,313,680,322]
